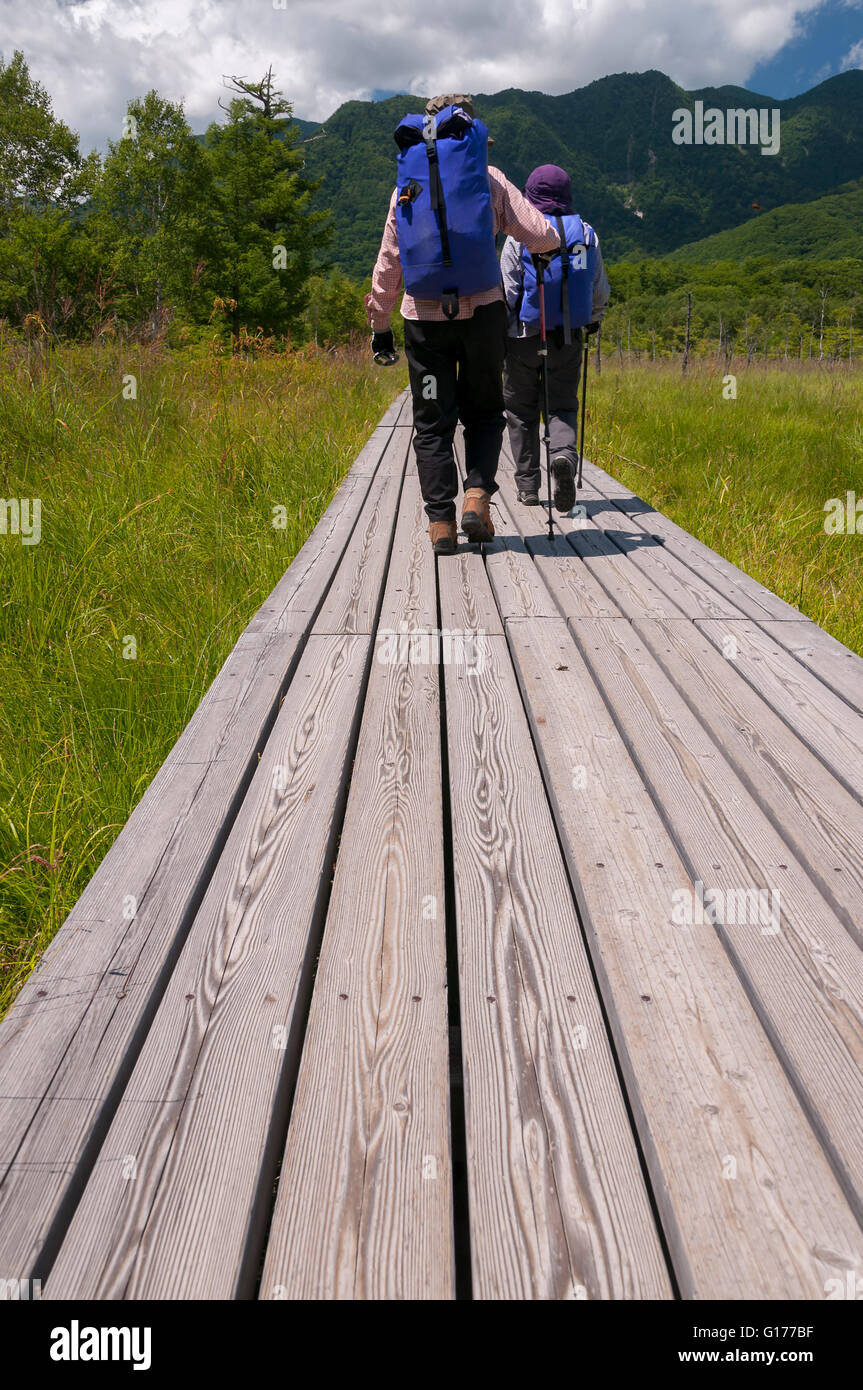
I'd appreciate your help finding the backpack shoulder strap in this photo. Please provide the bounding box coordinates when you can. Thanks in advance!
[421,112,458,317]
[555,214,572,346]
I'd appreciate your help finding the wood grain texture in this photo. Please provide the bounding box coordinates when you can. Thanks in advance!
[506,616,863,1298]
[438,549,504,637]
[580,460,790,621]
[696,620,863,804]
[346,426,396,477]
[246,468,383,637]
[484,485,575,621]
[571,481,755,620]
[493,470,625,619]
[375,426,415,475]
[438,579,672,1299]
[314,474,403,634]
[261,477,454,1299]
[0,632,306,1279]
[498,466,681,620]
[45,634,371,1299]
[570,616,863,1212]
[0,427,393,1280]
[755,618,863,716]
[635,618,863,947]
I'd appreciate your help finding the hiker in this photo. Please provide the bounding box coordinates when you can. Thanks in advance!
[501,163,610,510]
[365,94,561,555]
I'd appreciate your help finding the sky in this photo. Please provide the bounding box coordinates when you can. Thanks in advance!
[2,0,862,154]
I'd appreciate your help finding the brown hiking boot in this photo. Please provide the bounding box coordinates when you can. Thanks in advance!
[428,519,457,555]
[461,488,495,544]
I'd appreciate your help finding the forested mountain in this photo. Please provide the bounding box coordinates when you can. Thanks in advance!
[297,70,863,275]
[4,49,862,348]
[667,179,863,263]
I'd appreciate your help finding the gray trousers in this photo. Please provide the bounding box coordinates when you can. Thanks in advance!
[503,331,583,491]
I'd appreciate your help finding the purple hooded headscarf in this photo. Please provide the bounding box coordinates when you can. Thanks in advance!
[524,163,573,215]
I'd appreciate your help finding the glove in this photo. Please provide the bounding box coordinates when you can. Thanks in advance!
[584,321,600,335]
[371,330,399,366]
[530,252,553,274]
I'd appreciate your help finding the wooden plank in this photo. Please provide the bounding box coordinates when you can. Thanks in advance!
[347,426,395,477]
[0,423,389,1281]
[506,616,863,1297]
[438,550,504,637]
[756,618,863,716]
[569,616,863,1210]
[244,469,382,635]
[581,460,795,622]
[438,581,672,1299]
[494,470,625,619]
[260,477,454,1299]
[314,473,403,635]
[375,425,414,476]
[484,534,561,621]
[483,475,574,621]
[571,480,756,620]
[379,393,407,428]
[395,389,414,426]
[696,620,863,804]
[45,633,372,1299]
[0,631,307,1280]
[499,467,682,620]
[634,617,863,947]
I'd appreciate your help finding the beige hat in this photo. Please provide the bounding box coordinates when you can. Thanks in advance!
[424,93,493,142]
[425,93,474,117]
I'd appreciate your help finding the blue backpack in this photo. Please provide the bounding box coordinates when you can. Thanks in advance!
[393,105,501,318]
[520,213,597,341]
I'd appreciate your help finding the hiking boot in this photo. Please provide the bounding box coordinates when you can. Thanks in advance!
[517,488,540,506]
[461,488,495,543]
[551,457,576,513]
[428,519,457,555]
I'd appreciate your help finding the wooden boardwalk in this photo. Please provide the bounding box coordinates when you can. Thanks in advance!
[1,386,862,1300]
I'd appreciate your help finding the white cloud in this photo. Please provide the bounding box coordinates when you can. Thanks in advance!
[0,0,828,155]
[841,39,863,70]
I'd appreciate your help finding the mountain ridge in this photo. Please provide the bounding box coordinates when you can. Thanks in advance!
[286,69,863,274]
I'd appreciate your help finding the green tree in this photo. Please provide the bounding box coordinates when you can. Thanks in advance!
[91,90,215,334]
[0,50,102,331]
[0,50,96,225]
[205,68,329,340]
[303,269,368,345]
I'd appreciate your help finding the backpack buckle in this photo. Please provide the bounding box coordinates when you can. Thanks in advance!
[397,178,422,207]
[441,290,459,320]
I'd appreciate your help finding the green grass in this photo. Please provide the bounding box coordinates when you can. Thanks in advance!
[2,346,859,1018]
[586,359,863,654]
[0,338,406,1015]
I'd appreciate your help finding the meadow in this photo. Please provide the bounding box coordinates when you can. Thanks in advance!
[587,358,863,654]
[0,339,398,1014]
[1,345,859,1015]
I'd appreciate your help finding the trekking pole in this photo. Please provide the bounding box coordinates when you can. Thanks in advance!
[576,330,590,490]
[536,266,554,542]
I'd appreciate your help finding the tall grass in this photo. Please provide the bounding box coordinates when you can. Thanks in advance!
[586,358,863,654]
[0,339,406,1014]
[2,346,859,1015]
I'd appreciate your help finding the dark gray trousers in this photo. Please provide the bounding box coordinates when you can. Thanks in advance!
[503,330,584,492]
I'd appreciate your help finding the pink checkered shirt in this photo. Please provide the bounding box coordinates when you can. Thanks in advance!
[364,165,562,329]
